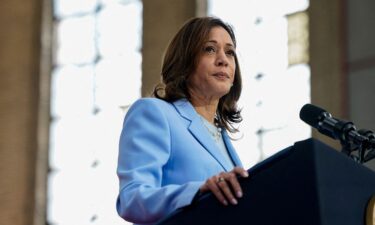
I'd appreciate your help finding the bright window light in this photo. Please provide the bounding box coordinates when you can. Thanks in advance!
[208,0,311,167]
[48,1,142,224]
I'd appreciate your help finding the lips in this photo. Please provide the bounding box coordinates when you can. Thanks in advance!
[213,72,230,79]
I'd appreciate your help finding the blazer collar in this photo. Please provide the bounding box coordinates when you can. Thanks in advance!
[172,99,241,171]
[222,131,243,167]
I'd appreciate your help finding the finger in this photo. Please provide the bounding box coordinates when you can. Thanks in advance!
[199,182,209,193]
[207,178,228,206]
[224,172,243,198]
[217,177,238,205]
[232,167,249,178]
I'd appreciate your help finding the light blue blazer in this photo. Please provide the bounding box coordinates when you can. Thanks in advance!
[116,98,243,225]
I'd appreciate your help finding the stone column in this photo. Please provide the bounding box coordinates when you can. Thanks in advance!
[308,0,347,149]
[0,0,51,225]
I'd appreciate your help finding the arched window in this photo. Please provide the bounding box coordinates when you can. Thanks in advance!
[48,0,142,224]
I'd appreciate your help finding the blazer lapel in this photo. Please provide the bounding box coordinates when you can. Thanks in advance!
[173,99,233,171]
[222,131,243,167]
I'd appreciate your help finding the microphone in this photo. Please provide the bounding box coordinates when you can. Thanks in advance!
[299,104,367,147]
[299,103,375,163]
[359,129,375,162]
[358,129,375,140]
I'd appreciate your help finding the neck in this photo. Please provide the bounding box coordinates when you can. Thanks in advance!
[189,95,219,124]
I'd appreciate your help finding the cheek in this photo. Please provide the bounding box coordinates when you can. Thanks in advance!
[198,60,211,72]
[195,64,210,80]
[230,63,236,80]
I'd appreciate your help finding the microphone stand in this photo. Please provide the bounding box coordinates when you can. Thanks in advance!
[364,149,375,162]
[340,127,375,164]
[337,121,359,161]
[341,141,360,163]
[359,129,375,163]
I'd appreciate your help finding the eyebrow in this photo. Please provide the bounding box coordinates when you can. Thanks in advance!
[206,40,235,48]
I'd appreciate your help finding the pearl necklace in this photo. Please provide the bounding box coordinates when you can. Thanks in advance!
[200,116,222,142]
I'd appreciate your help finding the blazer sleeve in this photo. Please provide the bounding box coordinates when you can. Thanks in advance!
[116,99,203,224]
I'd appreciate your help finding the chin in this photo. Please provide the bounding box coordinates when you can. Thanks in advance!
[216,89,231,98]
[209,84,232,98]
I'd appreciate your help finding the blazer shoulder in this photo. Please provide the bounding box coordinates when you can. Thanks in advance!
[130,97,172,111]
[125,98,175,121]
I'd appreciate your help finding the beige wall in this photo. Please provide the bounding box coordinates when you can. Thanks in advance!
[0,0,45,225]
[346,0,375,169]
[308,0,347,149]
[309,0,375,156]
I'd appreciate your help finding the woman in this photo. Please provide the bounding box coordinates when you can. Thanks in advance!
[116,17,249,225]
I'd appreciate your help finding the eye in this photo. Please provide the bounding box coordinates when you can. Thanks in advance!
[226,49,236,57]
[204,46,215,53]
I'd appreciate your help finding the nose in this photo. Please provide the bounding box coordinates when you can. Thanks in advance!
[215,49,229,67]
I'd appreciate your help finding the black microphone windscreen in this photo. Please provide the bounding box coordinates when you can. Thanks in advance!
[299,104,326,128]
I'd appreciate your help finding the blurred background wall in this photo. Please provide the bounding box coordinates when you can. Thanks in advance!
[0,0,374,224]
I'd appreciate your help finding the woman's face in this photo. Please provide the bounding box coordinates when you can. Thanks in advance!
[188,26,236,101]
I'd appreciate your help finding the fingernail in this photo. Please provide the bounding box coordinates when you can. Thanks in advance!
[243,171,249,177]
[223,200,228,205]
[237,191,243,198]
[231,198,238,205]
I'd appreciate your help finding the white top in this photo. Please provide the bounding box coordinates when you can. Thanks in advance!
[200,116,235,170]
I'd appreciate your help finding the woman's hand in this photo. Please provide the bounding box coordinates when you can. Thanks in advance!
[199,167,249,206]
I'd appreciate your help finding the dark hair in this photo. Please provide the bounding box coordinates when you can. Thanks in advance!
[153,17,242,133]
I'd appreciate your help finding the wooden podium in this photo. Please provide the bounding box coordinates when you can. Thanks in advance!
[157,138,375,225]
